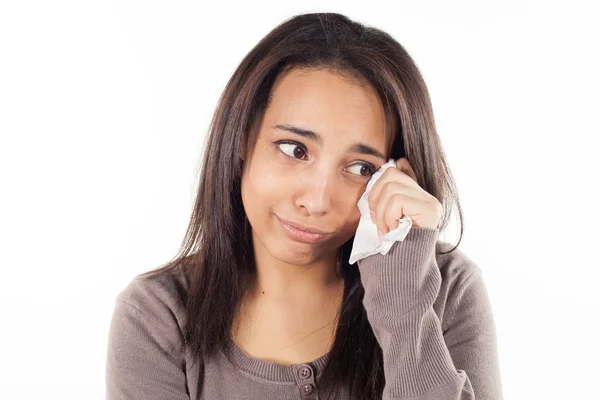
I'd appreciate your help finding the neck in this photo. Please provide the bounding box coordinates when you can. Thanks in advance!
[247,234,344,307]
[232,236,345,363]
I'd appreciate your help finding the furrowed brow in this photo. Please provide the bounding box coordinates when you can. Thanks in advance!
[273,124,322,144]
[347,143,386,161]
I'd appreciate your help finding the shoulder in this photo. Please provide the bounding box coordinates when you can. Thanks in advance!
[434,240,490,330]
[118,263,190,310]
[106,264,195,397]
[435,240,483,293]
[113,263,191,347]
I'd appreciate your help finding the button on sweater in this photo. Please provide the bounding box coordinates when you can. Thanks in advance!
[105,227,503,399]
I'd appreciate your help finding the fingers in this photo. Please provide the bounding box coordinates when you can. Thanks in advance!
[377,194,405,234]
[366,157,442,232]
[371,181,394,237]
[372,185,413,237]
[368,158,419,238]
[367,160,417,214]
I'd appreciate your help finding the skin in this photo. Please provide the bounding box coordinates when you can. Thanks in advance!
[368,157,442,236]
[234,67,442,365]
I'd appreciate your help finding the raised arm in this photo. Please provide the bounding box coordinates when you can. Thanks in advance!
[357,226,502,399]
[442,265,504,399]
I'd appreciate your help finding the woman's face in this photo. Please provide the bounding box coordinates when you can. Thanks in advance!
[241,67,391,267]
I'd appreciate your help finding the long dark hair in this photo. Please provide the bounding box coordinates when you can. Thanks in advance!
[140,12,464,399]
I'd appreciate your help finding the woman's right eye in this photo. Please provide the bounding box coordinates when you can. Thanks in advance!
[275,141,307,160]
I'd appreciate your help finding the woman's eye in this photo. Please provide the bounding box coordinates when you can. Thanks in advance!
[276,141,306,159]
[347,163,376,178]
[275,140,375,178]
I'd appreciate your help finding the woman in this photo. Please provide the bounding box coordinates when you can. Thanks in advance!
[105,12,503,400]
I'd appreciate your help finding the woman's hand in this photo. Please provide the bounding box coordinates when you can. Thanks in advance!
[368,157,442,237]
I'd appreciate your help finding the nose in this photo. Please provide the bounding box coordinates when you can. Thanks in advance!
[294,167,334,215]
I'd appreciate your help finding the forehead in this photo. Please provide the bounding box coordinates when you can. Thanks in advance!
[264,68,389,147]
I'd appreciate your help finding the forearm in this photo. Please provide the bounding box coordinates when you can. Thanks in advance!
[357,227,474,399]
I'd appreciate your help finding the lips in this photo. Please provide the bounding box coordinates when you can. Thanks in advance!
[276,215,331,235]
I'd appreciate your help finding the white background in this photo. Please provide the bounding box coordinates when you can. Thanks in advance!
[1,1,598,399]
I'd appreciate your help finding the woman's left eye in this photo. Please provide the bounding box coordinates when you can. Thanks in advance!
[274,140,376,178]
[347,163,376,178]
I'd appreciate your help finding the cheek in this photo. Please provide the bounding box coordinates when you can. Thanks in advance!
[329,195,362,240]
[340,191,362,220]
[241,160,287,218]
[341,207,360,234]
[248,164,288,200]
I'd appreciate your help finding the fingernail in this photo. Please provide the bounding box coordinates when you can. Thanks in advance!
[370,210,376,220]
[378,229,383,240]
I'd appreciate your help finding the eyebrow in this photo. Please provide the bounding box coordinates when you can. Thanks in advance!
[273,124,387,161]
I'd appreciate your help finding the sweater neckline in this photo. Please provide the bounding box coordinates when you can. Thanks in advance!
[225,338,331,382]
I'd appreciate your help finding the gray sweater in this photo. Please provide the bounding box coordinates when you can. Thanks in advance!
[105,227,503,399]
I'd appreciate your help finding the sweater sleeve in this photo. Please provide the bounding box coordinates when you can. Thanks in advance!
[442,267,504,399]
[356,226,500,400]
[105,298,190,400]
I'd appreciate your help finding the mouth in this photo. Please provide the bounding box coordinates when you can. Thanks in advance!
[275,215,331,243]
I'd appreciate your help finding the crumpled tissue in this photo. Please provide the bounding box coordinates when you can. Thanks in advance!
[348,158,413,265]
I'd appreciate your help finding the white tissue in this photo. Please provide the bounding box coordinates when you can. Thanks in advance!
[348,158,413,264]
